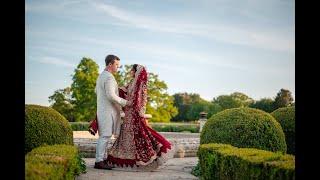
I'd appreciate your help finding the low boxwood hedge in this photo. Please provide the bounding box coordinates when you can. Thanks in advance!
[70,122,90,131]
[25,144,86,180]
[149,122,199,133]
[200,108,287,153]
[271,106,295,154]
[198,143,295,180]
[70,122,200,133]
[25,105,73,154]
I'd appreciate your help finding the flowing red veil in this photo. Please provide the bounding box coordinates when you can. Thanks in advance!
[106,65,172,169]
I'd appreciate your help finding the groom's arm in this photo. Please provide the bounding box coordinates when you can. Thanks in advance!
[105,76,127,107]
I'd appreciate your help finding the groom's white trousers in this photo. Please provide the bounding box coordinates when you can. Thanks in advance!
[95,136,110,163]
[95,118,111,163]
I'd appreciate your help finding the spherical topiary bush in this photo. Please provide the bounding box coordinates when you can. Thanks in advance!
[200,107,287,153]
[25,104,73,154]
[271,106,295,154]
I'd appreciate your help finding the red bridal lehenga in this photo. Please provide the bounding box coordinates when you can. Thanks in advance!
[105,65,172,171]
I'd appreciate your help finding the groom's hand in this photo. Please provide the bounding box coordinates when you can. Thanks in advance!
[126,100,133,106]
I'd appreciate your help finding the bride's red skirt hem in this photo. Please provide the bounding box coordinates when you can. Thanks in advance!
[106,129,172,168]
[106,144,171,168]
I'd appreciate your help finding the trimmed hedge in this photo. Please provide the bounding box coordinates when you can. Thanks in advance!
[25,144,86,180]
[25,105,73,154]
[70,122,200,133]
[191,162,201,177]
[198,143,295,180]
[271,106,295,154]
[201,107,287,153]
[70,122,90,131]
[149,122,199,133]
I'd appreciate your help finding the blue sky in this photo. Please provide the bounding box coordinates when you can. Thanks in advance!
[26,0,295,106]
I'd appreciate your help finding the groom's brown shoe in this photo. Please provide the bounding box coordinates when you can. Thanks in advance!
[94,161,112,170]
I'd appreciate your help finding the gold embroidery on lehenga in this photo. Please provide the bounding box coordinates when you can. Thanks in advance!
[107,65,172,170]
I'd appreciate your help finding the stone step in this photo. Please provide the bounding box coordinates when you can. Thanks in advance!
[73,131,200,158]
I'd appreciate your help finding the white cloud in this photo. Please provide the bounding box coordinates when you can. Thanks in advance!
[25,81,38,86]
[26,0,83,12]
[26,0,294,52]
[61,0,85,7]
[26,31,292,75]
[144,62,190,74]
[36,57,75,68]
[77,37,224,66]
[85,40,286,77]
[25,0,90,19]
[77,36,258,71]
[91,1,294,53]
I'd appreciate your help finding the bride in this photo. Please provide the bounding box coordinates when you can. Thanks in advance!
[105,64,172,171]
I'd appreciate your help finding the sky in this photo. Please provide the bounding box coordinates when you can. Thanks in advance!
[26,0,295,106]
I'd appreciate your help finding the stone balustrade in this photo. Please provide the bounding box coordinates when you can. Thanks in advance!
[73,131,200,158]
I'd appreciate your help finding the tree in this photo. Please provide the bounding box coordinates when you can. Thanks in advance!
[172,93,188,121]
[230,92,254,107]
[212,92,254,110]
[172,93,203,121]
[273,89,294,109]
[172,93,221,122]
[249,98,276,113]
[48,87,75,121]
[114,65,132,87]
[213,95,240,110]
[70,57,99,122]
[115,65,178,122]
[186,100,222,121]
[50,61,177,122]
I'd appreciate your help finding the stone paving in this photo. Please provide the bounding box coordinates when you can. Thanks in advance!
[74,131,200,180]
[76,157,199,180]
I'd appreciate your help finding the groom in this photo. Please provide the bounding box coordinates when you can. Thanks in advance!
[94,54,128,169]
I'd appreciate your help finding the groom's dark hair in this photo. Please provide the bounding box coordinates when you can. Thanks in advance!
[105,54,120,66]
[132,64,138,72]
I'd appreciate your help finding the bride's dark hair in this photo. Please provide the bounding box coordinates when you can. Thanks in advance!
[132,64,138,72]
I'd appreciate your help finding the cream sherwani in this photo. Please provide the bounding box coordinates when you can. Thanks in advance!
[95,70,127,162]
